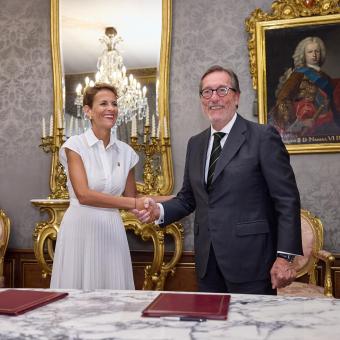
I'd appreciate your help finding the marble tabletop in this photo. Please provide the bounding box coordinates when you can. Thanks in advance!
[0,289,339,339]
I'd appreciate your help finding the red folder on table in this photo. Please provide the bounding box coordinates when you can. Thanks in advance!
[142,293,230,320]
[0,289,68,316]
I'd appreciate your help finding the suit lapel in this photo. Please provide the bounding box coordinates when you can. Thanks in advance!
[212,115,247,183]
[198,128,211,188]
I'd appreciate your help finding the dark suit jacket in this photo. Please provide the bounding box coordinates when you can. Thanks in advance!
[162,114,302,283]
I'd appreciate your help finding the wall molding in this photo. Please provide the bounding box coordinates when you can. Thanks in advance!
[4,249,340,297]
[4,249,198,291]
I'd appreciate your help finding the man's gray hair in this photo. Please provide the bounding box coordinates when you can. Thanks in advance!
[199,65,241,93]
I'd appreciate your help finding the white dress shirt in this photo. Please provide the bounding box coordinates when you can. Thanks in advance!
[204,112,237,182]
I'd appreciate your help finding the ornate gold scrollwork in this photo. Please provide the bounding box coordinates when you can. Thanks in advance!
[31,199,69,278]
[120,211,183,290]
[245,0,340,90]
[155,222,184,290]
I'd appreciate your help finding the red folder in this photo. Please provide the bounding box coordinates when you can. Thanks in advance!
[142,293,230,320]
[0,290,68,316]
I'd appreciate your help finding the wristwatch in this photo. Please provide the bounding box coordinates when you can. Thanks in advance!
[277,253,295,263]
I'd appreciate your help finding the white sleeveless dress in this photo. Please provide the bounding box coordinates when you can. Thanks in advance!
[50,128,138,290]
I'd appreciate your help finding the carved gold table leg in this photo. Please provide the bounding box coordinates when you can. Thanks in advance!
[122,211,184,290]
[155,222,184,290]
[31,199,69,278]
[142,226,165,290]
[122,211,165,290]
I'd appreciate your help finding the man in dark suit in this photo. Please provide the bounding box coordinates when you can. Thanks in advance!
[137,65,302,295]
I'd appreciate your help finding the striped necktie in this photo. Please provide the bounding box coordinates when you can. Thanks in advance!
[207,132,226,189]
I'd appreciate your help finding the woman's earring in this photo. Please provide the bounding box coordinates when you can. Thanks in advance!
[84,110,92,121]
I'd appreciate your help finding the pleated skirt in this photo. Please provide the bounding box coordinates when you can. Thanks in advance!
[50,204,135,290]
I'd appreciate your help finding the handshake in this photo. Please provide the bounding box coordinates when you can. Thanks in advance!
[132,197,161,224]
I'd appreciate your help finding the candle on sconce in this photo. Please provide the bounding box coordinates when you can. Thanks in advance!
[75,117,79,135]
[42,117,46,138]
[76,84,82,96]
[142,86,147,98]
[151,115,156,137]
[157,119,160,139]
[131,116,137,137]
[68,116,74,137]
[95,72,100,83]
[163,117,168,138]
[57,112,63,129]
[49,115,53,136]
[145,107,150,126]
[156,79,159,115]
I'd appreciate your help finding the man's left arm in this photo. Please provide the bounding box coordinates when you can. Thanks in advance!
[259,125,302,288]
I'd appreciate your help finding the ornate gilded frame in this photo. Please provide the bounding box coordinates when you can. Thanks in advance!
[246,0,340,154]
[50,0,174,195]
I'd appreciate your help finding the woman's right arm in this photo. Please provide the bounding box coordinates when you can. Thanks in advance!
[66,148,145,210]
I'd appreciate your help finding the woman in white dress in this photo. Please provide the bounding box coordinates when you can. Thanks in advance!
[50,83,149,290]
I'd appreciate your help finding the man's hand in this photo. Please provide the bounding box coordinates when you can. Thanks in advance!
[270,257,297,289]
[132,197,160,224]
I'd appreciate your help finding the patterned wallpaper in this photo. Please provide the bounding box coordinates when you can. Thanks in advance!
[0,0,339,253]
[0,0,52,248]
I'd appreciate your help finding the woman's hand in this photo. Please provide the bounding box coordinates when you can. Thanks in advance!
[132,197,159,223]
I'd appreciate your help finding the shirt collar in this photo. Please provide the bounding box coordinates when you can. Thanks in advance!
[306,64,321,72]
[84,128,120,150]
[210,112,237,136]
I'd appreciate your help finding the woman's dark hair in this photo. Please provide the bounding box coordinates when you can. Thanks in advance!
[83,83,118,107]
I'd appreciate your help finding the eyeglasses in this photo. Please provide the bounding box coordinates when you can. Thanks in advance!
[200,86,236,99]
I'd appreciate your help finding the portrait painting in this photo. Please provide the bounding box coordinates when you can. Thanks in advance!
[247,8,340,153]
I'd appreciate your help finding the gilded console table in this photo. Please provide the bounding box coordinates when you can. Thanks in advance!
[31,198,183,290]
[31,199,69,278]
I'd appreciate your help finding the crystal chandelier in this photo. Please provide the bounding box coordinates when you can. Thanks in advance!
[75,27,149,126]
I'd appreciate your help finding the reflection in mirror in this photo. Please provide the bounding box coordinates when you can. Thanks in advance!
[49,0,174,194]
[61,1,160,143]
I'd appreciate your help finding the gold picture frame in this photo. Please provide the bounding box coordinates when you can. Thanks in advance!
[246,0,340,154]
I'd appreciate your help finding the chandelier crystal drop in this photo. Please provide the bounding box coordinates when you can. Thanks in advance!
[75,27,149,126]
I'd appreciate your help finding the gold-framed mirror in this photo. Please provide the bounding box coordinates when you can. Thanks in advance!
[32,0,183,290]
[49,0,173,196]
